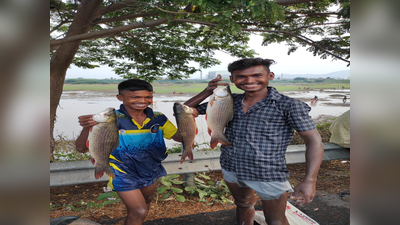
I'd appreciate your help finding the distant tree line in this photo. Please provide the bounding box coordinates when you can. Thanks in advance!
[271,77,350,84]
[64,79,124,84]
[65,77,349,85]
[64,78,211,84]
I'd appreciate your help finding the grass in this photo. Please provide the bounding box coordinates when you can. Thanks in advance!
[63,82,349,94]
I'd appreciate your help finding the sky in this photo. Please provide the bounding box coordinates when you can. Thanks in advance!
[66,34,350,79]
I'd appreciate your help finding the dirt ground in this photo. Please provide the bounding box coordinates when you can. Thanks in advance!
[50,159,350,225]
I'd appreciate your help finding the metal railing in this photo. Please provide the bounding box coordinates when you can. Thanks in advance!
[50,143,349,187]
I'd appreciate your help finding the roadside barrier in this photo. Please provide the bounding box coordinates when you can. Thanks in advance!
[50,143,349,187]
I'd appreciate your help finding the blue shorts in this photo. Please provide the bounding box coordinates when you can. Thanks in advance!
[222,169,294,200]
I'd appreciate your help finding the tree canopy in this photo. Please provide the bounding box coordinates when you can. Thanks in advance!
[49,0,350,161]
[50,0,350,81]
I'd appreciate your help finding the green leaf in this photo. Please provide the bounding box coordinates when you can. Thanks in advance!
[185,186,196,192]
[194,177,205,184]
[171,180,184,185]
[157,186,168,194]
[162,192,171,199]
[210,194,218,198]
[175,195,186,202]
[168,174,180,179]
[161,180,172,187]
[197,174,210,180]
[170,187,183,193]
[103,199,120,205]
[198,190,208,199]
[97,192,116,200]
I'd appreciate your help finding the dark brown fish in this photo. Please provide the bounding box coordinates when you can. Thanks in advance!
[173,102,197,163]
[87,107,119,179]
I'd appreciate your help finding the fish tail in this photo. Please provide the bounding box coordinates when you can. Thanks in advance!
[210,134,232,149]
[218,135,232,146]
[94,165,115,179]
[210,136,219,149]
[94,167,105,179]
[180,149,193,164]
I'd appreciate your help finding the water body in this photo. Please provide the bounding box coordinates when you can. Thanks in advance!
[54,89,350,148]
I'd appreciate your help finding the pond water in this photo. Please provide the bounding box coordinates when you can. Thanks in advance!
[54,89,350,148]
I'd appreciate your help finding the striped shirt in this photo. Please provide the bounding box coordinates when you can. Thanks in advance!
[109,104,177,191]
[196,87,315,182]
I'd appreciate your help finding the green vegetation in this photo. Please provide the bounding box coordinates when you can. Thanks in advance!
[94,172,233,207]
[50,200,111,212]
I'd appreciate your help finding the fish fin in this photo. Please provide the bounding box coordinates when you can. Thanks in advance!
[94,167,104,179]
[208,128,212,136]
[90,156,95,165]
[210,136,218,149]
[209,98,214,107]
[86,140,89,148]
[205,113,207,121]
[218,135,232,146]
[112,139,120,151]
[104,166,116,179]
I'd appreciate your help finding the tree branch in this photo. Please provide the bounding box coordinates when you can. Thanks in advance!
[50,18,169,46]
[173,19,348,63]
[94,12,158,24]
[275,0,317,5]
[244,28,350,63]
[285,11,339,16]
[50,20,72,34]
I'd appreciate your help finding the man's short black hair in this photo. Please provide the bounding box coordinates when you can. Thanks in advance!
[228,58,276,74]
[118,79,153,95]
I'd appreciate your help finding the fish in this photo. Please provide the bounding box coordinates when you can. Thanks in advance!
[86,107,119,179]
[173,102,197,163]
[206,85,233,149]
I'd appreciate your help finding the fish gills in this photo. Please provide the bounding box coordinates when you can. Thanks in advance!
[173,102,198,163]
[206,86,233,149]
[87,107,119,179]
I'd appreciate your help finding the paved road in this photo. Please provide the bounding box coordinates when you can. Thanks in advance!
[144,192,350,225]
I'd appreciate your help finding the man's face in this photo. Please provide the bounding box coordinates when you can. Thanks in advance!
[229,65,275,93]
[117,90,153,111]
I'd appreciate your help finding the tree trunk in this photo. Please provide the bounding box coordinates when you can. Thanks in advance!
[50,0,103,162]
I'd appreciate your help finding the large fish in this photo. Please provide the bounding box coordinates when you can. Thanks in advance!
[173,102,197,163]
[86,107,119,179]
[206,85,233,149]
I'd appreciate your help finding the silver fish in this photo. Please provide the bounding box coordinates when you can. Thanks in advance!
[206,86,233,149]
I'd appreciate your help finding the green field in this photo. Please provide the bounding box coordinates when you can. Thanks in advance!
[63,82,349,94]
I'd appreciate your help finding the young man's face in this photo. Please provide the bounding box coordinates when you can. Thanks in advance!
[229,65,275,93]
[117,90,153,111]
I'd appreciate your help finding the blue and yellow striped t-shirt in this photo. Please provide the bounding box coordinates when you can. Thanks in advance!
[109,104,177,191]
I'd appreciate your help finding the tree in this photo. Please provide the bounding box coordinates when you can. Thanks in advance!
[50,0,350,161]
